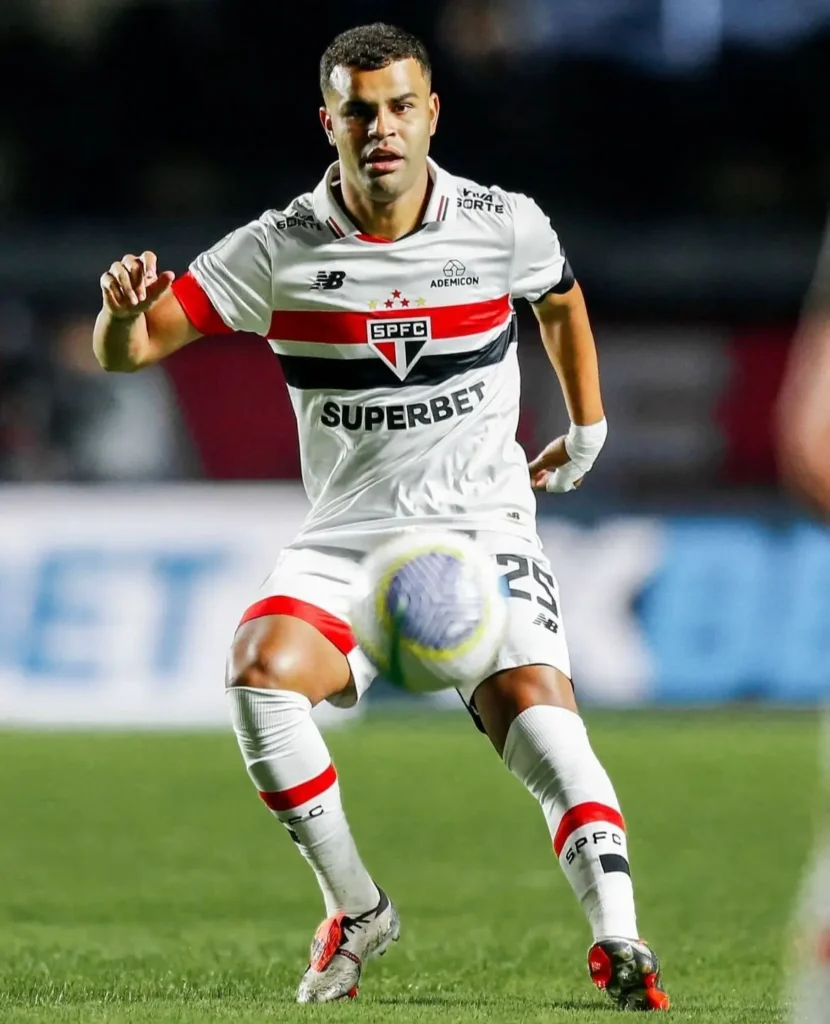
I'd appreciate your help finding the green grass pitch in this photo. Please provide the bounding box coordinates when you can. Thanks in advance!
[0,710,820,1022]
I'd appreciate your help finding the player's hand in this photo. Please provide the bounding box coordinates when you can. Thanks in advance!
[100,251,175,319]
[528,436,583,492]
[529,419,608,493]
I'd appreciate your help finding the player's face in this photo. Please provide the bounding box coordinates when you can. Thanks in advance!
[320,59,439,202]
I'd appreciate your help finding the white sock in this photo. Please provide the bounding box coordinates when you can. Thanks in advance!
[228,686,378,916]
[503,705,638,941]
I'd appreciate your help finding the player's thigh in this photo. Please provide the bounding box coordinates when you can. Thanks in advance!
[228,613,353,706]
[226,546,364,706]
[466,535,577,752]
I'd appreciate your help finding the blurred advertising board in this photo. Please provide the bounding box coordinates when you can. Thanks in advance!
[0,486,309,727]
[0,485,828,726]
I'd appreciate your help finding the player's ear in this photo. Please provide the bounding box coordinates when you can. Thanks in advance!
[319,106,336,146]
[428,92,440,137]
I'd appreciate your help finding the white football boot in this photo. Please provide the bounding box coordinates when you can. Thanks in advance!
[296,887,400,1003]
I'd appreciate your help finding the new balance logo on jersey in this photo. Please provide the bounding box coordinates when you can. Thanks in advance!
[320,381,486,432]
[310,270,346,290]
[367,317,431,380]
[533,612,559,634]
[431,258,479,289]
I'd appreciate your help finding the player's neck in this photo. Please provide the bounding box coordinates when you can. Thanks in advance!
[338,165,432,242]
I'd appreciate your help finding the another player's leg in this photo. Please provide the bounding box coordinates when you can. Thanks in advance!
[473,665,669,1011]
[790,838,830,1022]
[789,712,830,1021]
[227,612,399,1003]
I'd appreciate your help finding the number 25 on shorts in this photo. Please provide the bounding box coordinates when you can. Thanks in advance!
[495,554,559,616]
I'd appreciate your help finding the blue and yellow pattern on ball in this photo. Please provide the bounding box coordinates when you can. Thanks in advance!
[376,545,491,688]
[350,530,508,694]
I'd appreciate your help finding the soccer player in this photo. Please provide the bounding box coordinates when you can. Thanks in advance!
[93,23,669,1010]
[777,218,830,1022]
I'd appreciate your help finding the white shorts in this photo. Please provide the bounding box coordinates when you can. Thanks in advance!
[237,531,571,710]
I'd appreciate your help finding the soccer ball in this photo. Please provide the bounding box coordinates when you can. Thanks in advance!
[350,531,508,694]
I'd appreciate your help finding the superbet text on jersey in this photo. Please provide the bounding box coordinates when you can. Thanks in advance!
[172,160,573,551]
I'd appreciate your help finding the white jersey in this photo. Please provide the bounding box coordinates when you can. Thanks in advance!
[172,159,571,550]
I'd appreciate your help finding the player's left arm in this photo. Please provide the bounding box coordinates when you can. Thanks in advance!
[528,283,606,492]
[508,191,607,492]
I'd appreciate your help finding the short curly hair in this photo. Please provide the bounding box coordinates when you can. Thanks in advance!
[320,23,432,96]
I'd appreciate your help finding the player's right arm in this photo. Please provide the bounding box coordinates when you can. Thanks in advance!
[94,251,202,372]
[94,213,275,371]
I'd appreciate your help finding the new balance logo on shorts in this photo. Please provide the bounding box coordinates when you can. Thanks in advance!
[533,612,559,633]
[310,270,346,290]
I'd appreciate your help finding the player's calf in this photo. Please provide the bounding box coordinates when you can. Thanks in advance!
[475,665,668,1006]
[476,666,639,939]
[227,613,378,917]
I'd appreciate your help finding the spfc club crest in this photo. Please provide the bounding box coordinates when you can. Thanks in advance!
[366,288,430,380]
[366,316,431,380]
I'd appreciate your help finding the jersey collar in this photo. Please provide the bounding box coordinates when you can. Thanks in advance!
[312,158,457,239]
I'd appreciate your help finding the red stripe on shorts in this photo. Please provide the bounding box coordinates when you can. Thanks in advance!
[237,595,357,655]
[259,762,337,811]
[553,802,626,857]
[171,271,235,335]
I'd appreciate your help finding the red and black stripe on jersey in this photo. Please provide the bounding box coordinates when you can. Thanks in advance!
[174,270,516,391]
[278,317,516,390]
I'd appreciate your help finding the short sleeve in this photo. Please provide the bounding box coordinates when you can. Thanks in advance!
[175,219,273,336]
[509,193,573,303]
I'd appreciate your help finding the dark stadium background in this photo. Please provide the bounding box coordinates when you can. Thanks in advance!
[0,3,827,1022]
[2,0,827,495]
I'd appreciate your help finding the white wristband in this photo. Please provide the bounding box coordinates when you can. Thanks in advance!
[564,418,608,469]
[545,418,607,493]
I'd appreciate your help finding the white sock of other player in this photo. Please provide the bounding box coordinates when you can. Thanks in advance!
[228,686,379,916]
[503,705,638,941]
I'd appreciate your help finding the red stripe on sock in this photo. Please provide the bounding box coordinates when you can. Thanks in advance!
[238,595,356,655]
[258,762,337,811]
[553,802,625,857]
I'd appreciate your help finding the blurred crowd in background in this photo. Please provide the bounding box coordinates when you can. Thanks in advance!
[1,0,828,502]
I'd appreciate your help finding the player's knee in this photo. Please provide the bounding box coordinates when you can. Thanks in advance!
[227,627,306,694]
[226,616,351,704]
[227,648,284,691]
[474,665,579,754]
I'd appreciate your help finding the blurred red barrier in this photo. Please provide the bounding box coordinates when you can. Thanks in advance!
[163,334,301,479]
[716,326,793,483]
